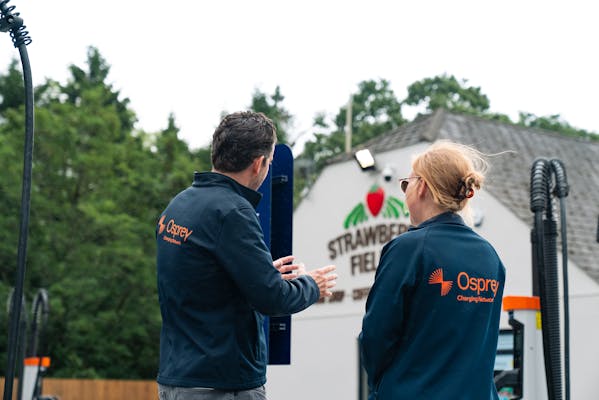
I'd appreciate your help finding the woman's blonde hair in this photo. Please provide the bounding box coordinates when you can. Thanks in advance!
[412,140,488,213]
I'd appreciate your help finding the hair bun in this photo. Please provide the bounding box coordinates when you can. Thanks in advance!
[455,173,481,201]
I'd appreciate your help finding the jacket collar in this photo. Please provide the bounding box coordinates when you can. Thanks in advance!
[409,211,465,231]
[192,171,263,208]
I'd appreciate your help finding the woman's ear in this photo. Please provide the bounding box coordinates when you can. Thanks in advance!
[417,179,429,199]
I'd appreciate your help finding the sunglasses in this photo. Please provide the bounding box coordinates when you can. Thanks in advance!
[399,176,421,193]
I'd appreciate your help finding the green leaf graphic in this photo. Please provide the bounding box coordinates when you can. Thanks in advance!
[344,203,368,228]
[387,196,409,217]
[353,205,368,226]
[383,200,399,218]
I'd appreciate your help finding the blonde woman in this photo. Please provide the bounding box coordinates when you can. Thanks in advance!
[360,140,505,400]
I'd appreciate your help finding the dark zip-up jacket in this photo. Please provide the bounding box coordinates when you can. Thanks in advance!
[360,212,505,400]
[156,172,319,390]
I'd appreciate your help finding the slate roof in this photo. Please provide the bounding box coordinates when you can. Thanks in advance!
[330,109,599,283]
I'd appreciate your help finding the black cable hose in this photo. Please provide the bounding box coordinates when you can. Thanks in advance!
[550,160,569,198]
[16,310,27,400]
[534,212,555,399]
[4,46,33,398]
[28,289,49,358]
[530,158,564,400]
[558,198,570,400]
[0,1,34,399]
[551,159,570,400]
[6,292,28,400]
[530,159,549,213]
[543,217,562,400]
[530,158,574,400]
[530,159,548,297]
[30,289,50,400]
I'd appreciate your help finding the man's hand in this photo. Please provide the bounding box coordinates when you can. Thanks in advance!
[306,265,337,299]
[274,256,337,299]
[273,255,306,280]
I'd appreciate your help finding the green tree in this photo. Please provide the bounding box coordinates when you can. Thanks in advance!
[295,79,404,206]
[62,46,136,133]
[249,86,293,144]
[517,112,598,141]
[403,74,491,115]
[0,59,25,113]
[0,47,182,379]
[403,74,597,140]
[337,79,404,143]
[301,79,403,169]
[153,113,209,197]
[31,79,158,378]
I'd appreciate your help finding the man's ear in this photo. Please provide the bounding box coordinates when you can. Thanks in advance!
[251,155,265,175]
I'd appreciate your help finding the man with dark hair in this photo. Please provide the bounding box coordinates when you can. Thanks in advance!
[156,111,337,400]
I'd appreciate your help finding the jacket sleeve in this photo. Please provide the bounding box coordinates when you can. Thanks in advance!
[359,235,422,389]
[214,205,319,316]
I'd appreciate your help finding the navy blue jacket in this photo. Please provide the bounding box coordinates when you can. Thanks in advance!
[156,172,319,390]
[360,212,505,400]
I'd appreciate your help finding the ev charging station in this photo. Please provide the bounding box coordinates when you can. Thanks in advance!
[5,288,55,400]
[20,357,52,400]
[494,159,571,400]
[495,296,547,400]
[257,143,294,364]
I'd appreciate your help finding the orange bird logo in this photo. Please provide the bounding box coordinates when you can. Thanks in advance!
[429,268,453,296]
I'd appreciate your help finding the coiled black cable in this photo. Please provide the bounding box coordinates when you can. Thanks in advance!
[530,158,571,400]
[0,0,31,47]
[530,159,560,400]
[0,1,34,400]
[530,158,550,214]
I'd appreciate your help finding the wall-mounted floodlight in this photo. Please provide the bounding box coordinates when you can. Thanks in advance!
[354,149,376,171]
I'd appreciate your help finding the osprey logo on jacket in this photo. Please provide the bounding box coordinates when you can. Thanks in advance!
[158,215,193,245]
[429,267,501,303]
[428,268,453,296]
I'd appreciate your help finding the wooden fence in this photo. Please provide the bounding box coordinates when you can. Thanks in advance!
[0,378,158,400]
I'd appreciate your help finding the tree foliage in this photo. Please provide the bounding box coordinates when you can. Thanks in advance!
[0,59,25,113]
[300,79,405,168]
[0,47,200,379]
[517,112,597,140]
[403,73,490,115]
[293,73,597,206]
[294,79,404,206]
[248,86,293,144]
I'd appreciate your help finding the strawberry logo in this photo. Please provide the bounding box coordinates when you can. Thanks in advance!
[366,185,385,216]
[343,186,409,228]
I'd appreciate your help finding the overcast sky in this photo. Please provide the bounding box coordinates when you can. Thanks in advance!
[1,0,597,151]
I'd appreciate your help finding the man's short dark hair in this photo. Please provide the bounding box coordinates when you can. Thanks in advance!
[211,111,277,173]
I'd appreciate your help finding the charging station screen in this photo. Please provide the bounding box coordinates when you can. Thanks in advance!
[494,329,514,371]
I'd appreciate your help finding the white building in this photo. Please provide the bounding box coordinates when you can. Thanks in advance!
[266,109,599,400]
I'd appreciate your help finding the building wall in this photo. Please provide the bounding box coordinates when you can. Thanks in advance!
[266,144,599,400]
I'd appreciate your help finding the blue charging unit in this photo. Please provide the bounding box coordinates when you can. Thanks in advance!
[257,144,294,365]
